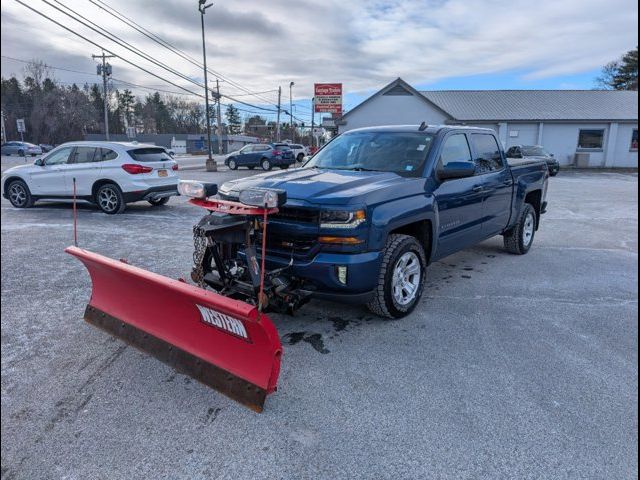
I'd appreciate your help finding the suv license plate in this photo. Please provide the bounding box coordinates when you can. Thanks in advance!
[158,169,168,177]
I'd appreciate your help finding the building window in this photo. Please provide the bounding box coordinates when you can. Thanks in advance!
[577,129,605,150]
[631,129,638,151]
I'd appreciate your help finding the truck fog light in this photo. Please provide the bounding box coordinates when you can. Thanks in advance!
[337,266,348,285]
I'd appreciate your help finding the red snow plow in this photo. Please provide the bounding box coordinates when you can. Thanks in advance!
[66,181,310,412]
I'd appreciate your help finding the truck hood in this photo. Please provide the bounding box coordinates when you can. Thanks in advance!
[219,167,423,206]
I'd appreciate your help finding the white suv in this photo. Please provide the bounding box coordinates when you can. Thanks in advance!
[1,141,179,214]
[286,144,307,162]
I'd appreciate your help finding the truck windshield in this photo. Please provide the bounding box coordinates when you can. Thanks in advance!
[305,132,434,177]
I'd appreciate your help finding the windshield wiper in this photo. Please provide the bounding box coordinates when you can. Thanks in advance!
[317,166,379,171]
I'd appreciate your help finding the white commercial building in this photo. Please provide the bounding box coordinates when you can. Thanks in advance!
[338,78,638,168]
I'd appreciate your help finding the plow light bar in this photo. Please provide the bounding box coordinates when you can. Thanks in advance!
[178,180,218,199]
[239,188,287,208]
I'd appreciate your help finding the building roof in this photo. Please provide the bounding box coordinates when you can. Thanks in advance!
[420,89,639,122]
[341,78,638,123]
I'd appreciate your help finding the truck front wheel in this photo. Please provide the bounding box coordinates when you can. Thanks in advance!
[367,234,427,319]
[503,203,536,254]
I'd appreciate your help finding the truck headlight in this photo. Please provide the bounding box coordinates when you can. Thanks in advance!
[178,180,217,198]
[320,210,366,228]
[238,188,287,208]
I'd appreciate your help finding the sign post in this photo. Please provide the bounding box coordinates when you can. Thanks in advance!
[16,118,25,143]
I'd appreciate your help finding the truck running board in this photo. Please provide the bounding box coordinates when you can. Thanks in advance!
[66,246,282,412]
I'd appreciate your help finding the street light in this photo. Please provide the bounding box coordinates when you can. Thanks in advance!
[289,81,294,142]
[199,0,217,172]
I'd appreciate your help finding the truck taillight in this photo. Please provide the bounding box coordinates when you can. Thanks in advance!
[272,150,282,156]
[172,164,179,171]
[121,164,153,174]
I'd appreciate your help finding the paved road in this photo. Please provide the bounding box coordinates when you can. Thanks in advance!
[1,170,637,479]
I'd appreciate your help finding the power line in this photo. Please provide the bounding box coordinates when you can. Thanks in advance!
[89,0,284,107]
[42,0,282,114]
[14,0,205,98]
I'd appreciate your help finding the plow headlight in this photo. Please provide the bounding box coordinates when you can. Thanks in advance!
[320,210,366,229]
[178,180,218,198]
[239,188,287,208]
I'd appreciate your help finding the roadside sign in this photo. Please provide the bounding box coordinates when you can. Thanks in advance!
[314,83,342,114]
[16,118,25,133]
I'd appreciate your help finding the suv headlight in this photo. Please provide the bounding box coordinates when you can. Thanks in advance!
[320,210,366,228]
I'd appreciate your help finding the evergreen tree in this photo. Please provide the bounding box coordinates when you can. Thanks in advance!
[225,104,242,134]
[597,47,638,90]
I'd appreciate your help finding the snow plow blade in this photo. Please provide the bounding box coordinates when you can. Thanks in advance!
[65,246,282,412]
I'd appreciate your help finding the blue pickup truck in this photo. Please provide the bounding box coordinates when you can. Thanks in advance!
[209,125,549,318]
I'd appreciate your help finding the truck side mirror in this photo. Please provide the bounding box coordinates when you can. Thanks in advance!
[439,161,476,180]
[34,158,45,166]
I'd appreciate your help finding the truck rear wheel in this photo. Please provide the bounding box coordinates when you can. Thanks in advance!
[367,234,427,319]
[503,203,536,254]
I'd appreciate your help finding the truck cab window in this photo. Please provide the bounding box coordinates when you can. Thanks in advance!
[439,134,473,167]
[471,134,504,173]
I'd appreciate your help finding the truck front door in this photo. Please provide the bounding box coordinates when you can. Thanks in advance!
[433,133,486,258]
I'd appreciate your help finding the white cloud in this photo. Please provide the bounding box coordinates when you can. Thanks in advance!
[1,0,637,102]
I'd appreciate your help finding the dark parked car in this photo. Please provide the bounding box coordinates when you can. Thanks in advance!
[1,141,43,156]
[225,143,295,171]
[506,145,559,176]
[39,143,55,153]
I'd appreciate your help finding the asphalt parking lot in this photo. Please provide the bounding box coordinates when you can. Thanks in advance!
[1,166,637,479]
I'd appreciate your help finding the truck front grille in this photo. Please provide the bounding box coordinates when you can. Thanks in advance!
[272,207,318,224]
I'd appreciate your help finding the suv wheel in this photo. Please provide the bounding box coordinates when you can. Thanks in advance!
[7,180,34,208]
[297,153,304,162]
[261,158,272,171]
[95,183,126,214]
[367,234,427,319]
[228,158,238,170]
[148,197,170,206]
[503,203,536,254]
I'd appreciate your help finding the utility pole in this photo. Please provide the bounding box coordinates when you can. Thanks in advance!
[92,51,115,140]
[215,79,223,154]
[0,110,6,144]
[198,0,217,171]
[311,96,315,148]
[289,82,294,142]
[276,86,282,142]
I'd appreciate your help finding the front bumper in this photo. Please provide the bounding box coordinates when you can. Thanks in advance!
[123,185,179,203]
[263,250,383,300]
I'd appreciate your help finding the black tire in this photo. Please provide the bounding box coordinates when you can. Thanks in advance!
[261,158,272,171]
[148,197,170,206]
[367,234,427,319]
[248,166,255,170]
[6,179,34,208]
[297,153,304,162]
[549,170,558,177]
[17,149,24,157]
[280,165,290,170]
[503,203,536,254]
[228,158,238,170]
[95,183,126,214]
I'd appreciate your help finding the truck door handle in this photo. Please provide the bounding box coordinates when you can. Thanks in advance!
[472,186,484,193]
[503,180,513,186]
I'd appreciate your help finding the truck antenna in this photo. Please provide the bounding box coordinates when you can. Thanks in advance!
[418,122,428,131]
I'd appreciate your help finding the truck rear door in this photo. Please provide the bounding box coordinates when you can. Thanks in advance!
[469,133,513,236]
